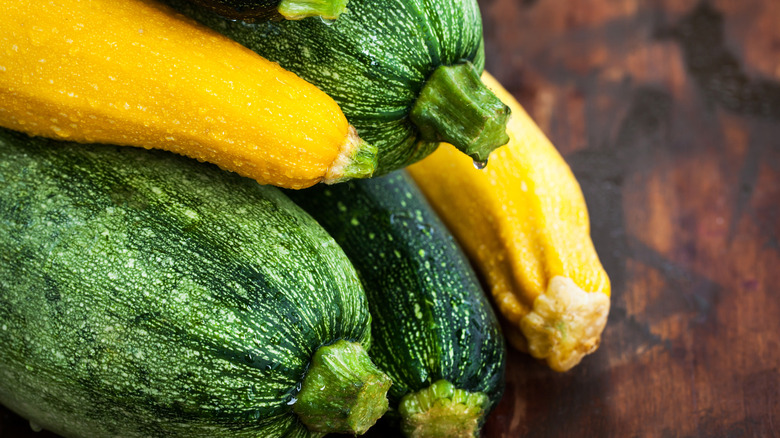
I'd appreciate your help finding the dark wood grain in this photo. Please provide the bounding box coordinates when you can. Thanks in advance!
[479,0,780,436]
[2,1,778,437]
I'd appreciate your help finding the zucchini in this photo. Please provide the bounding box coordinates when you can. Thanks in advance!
[184,0,348,21]
[166,0,511,174]
[0,127,391,437]
[408,72,611,372]
[285,172,506,437]
[0,0,376,189]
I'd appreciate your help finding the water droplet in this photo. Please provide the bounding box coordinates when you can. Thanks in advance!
[50,125,70,138]
[473,159,488,170]
[415,222,434,236]
[318,17,336,26]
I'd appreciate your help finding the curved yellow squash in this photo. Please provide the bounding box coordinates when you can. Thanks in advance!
[0,0,374,189]
[408,72,610,372]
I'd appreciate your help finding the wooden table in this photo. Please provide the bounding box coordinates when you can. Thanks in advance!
[477,0,780,436]
[2,0,778,437]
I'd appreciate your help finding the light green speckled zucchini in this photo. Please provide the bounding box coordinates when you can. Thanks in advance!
[0,127,390,438]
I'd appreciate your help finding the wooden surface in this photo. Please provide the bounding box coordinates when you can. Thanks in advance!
[478,0,780,436]
[2,0,779,437]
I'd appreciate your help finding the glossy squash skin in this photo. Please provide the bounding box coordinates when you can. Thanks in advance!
[167,0,510,174]
[0,0,376,189]
[0,127,390,437]
[408,72,611,372]
[286,172,505,437]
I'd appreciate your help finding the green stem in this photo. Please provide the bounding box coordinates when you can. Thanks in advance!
[292,340,391,435]
[410,62,511,164]
[339,139,377,181]
[398,380,489,438]
[323,126,377,184]
[278,0,348,20]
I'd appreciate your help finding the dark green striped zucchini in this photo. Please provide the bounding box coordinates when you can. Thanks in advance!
[285,172,506,438]
[183,0,348,21]
[166,0,510,173]
[0,127,390,438]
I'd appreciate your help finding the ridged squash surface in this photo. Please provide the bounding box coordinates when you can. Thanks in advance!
[286,172,505,435]
[0,128,371,437]
[167,0,486,174]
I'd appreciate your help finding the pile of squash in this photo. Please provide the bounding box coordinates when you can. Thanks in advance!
[0,0,610,437]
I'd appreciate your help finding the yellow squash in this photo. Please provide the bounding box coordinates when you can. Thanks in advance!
[0,0,375,189]
[408,72,610,372]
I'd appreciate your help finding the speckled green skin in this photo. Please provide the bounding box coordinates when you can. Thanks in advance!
[166,0,485,175]
[284,172,506,426]
[0,128,371,438]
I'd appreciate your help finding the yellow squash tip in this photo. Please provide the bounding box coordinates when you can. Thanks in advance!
[520,276,610,372]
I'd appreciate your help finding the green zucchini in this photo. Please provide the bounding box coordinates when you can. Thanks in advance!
[183,0,348,21]
[166,0,511,173]
[285,172,506,438]
[0,127,391,438]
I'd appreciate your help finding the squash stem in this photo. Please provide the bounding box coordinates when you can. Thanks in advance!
[398,380,489,438]
[323,126,377,184]
[278,0,348,20]
[520,276,611,372]
[410,62,510,164]
[293,340,391,435]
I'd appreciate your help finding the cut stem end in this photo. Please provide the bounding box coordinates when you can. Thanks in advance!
[520,276,611,372]
[410,62,511,163]
[278,0,349,20]
[293,340,391,435]
[324,126,377,184]
[398,380,488,438]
